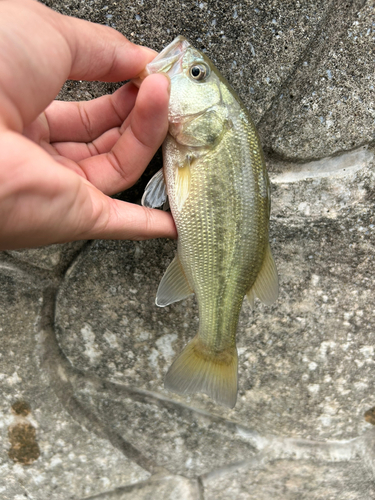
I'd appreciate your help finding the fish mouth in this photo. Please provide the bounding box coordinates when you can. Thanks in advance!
[132,36,190,87]
[146,36,190,76]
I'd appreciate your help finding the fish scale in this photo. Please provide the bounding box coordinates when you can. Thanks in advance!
[177,132,258,345]
[141,36,278,408]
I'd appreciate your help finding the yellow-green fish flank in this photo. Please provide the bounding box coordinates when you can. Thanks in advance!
[141,36,278,408]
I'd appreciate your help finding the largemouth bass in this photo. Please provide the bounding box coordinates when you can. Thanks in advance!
[141,36,278,408]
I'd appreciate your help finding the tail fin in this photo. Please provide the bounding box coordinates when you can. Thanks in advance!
[164,336,238,408]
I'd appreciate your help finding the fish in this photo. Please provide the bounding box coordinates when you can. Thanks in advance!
[141,36,278,408]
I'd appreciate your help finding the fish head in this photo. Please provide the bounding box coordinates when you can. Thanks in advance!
[146,36,224,124]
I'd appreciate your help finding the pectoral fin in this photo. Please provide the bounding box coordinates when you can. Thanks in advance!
[247,244,278,307]
[141,169,168,208]
[175,156,192,211]
[156,255,193,307]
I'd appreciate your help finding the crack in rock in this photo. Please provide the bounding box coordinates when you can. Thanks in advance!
[38,287,163,475]
[81,473,202,500]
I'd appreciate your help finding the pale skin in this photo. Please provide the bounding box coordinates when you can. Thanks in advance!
[0,0,177,250]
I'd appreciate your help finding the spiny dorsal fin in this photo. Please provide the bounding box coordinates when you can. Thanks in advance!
[246,244,278,307]
[174,155,192,211]
[156,255,193,307]
[141,168,168,208]
[165,336,238,408]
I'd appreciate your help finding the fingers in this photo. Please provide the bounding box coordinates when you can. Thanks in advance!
[83,189,177,241]
[51,128,123,164]
[0,0,158,131]
[0,0,70,130]
[0,130,176,250]
[77,73,170,195]
[63,15,157,82]
[46,83,138,143]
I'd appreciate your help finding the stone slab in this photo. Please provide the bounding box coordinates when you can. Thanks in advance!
[0,271,149,500]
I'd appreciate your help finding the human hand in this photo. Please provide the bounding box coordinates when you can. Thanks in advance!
[0,0,176,250]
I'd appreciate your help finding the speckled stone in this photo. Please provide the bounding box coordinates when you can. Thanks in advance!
[203,459,375,500]
[259,0,375,159]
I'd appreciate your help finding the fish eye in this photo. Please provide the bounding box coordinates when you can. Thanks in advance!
[189,64,209,81]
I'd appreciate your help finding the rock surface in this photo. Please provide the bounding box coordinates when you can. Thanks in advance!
[1,0,375,498]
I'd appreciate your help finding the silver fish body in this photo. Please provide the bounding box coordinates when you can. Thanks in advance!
[142,36,278,408]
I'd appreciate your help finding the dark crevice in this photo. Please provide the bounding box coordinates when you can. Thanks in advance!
[197,475,205,500]
[0,252,57,285]
[55,239,93,277]
[1,239,91,282]
[81,475,202,500]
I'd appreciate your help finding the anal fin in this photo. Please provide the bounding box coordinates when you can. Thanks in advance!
[156,255,193,307]
[247,244,278,307]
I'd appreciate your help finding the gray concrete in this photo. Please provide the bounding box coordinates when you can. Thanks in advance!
[1,0,375,498]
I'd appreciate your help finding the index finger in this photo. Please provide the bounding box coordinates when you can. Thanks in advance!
[0,0,158,130]
[63,15,158,82]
